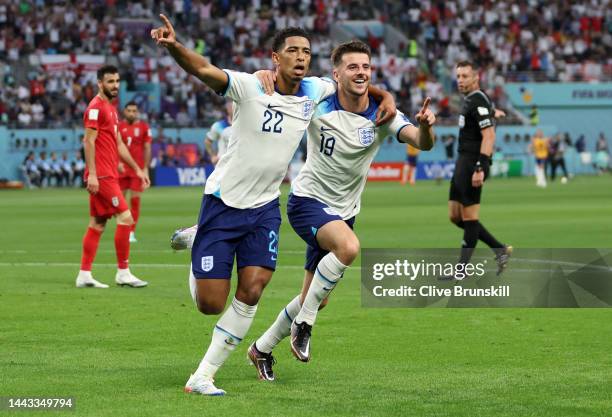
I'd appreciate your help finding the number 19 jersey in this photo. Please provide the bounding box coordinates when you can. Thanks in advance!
[292,93,412,219]
[204,71,336,209]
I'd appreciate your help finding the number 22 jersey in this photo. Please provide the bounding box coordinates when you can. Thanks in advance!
[204,71,336,209]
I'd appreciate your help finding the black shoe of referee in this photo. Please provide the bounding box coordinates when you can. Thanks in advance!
[495,245,513,276]
[290,321,312,362]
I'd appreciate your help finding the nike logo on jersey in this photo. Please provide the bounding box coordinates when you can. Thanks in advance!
[267,103,281,109]
[320,126,336,132]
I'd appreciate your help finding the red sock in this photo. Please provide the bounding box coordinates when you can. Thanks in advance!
[130,196,141,232]
[80,227,102,271]
[115,224,131,269]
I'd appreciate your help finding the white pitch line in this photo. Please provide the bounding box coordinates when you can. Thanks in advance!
[0,262,306,269]
[0,249,308,255]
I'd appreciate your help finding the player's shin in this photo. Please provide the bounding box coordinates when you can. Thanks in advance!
[194,297,258,380]
[295,253,347,326]
[80,227,102,271]
[459,220,479,265]
[114,224,131,269]
[130,197,140,231]
[256,295,301,353]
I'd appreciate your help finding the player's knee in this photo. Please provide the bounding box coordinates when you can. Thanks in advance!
[235,285,265,306]
[449,215,462,226]
[336,237,360,265]
[196,299,225,315]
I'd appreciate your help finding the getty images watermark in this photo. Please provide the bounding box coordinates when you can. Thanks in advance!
[361,249,612,308]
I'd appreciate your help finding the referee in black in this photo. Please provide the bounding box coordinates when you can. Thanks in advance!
[448,61,512,276]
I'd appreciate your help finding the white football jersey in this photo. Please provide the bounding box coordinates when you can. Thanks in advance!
[205,71,336,209]
[292,93,412,219]
[207,118,232,157]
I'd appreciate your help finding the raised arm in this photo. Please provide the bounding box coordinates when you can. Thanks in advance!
[398,97,436,151]
[151,14,228,93]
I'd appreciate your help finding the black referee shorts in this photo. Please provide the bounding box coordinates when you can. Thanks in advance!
[449,154,484,206]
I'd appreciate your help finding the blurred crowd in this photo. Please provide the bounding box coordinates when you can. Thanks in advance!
[0,0,610,128]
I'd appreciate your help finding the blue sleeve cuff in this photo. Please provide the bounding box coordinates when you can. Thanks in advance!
[395,124,411,143]
[217,70,231,96]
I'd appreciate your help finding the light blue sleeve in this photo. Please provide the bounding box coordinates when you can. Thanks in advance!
[304,76,337,103]
[220,70,264,102]
[207,121,221,142]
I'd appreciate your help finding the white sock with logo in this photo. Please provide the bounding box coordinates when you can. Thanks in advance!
[295,253,347,326]
[193,297,258,380]
[255,295,301,353]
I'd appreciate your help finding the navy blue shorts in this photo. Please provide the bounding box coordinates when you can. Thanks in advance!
[406,155,418,166]
[287,194,355,272]
[191,194,281,279]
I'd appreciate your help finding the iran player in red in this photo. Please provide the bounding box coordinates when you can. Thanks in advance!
[118,101,152,243]
[75,65,151,289]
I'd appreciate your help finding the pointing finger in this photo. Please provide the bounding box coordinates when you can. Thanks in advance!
[159,14,172,31]
[420,97,431,114]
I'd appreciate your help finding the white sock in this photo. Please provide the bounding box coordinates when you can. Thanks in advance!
[78,270,92,277]
[189,268,197,305]
[295,253,347,326]
[255,295,301,353]
[193,297,257,380]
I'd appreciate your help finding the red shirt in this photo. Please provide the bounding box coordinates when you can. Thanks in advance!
[118,120,152,177]
[83,95,119,180]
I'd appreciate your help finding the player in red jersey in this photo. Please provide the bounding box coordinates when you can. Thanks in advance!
[75,65,151,289]
[118,101,152,243]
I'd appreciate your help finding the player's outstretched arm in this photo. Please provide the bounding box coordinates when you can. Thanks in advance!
[151,14,228,93]
[83,127,99,194]
[398,97,435,150]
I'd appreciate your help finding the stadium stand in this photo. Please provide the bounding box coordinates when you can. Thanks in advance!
[0,0,610,184]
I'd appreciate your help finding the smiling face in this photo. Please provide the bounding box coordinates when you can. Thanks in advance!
[272,36,311,83]
[333,52,371,97]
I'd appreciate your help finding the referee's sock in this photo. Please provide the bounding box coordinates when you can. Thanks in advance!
[454,220,503,250]
[477,222,504,250]
[459,220,479,264]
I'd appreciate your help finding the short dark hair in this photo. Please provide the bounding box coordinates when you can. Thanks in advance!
[97,65,119,81]
[456,60,477,71]
[271,27,311,52]
[331,40,371,67]
[124,101,138,109]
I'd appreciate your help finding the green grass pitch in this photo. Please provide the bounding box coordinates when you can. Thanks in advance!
[1,176,611,416]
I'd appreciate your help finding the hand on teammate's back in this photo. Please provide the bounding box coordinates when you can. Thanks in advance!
[151,14,176,47]
[374,93,397,126]
[254,70,276,95]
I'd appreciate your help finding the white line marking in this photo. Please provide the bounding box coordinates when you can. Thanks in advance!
[0,262,307,270]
